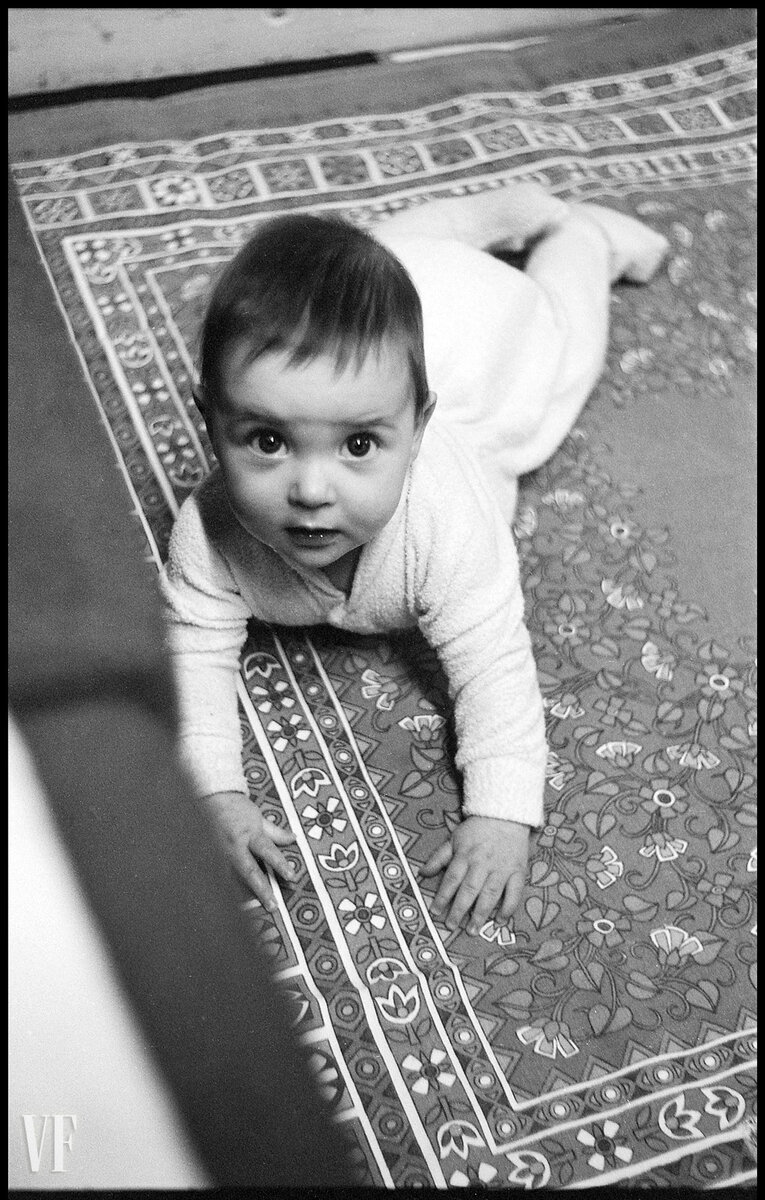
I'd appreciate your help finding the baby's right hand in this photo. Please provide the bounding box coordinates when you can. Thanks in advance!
[202,791,297,910]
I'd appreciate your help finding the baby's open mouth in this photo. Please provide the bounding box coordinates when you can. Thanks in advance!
[287,527,340,547]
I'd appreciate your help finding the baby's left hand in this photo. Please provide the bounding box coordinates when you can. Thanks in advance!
[419,816,529,935]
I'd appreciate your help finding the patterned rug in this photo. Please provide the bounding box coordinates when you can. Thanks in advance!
[10,17,757,1190]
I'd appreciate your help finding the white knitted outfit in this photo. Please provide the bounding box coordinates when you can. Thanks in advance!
[160,420,548,827]
[161,184,668,829]
[374,184,668,521]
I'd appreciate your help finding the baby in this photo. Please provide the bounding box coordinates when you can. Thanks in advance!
[160,184,668,935]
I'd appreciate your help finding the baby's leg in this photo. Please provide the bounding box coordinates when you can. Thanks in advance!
[374,189,668,519]
[373,181,569,253]
[522,204,669,424]
[574,202,670,283]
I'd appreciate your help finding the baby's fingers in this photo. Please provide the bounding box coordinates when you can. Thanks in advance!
[419,840,453,878]
[252,833,298,887]
[233,849,279,912]
[465,876,506,936]
[499,870,526,924]
[431,859,468,924]
[262,819,296,847]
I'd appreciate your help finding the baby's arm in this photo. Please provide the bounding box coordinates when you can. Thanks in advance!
[161,493,296,906]
[411,434,547,931]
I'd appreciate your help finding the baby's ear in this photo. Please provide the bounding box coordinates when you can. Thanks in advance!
[417,390,437,434]
[423,390,437,425]
[191,381,208,415]
[191,382,218,451]
[411,391,437,459]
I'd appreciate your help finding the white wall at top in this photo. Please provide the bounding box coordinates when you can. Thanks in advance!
[8,8,670,97]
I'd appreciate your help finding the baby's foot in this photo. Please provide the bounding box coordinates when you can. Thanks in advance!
[377,181,569,251]
[474,181,570,251]
[573,202,669,283]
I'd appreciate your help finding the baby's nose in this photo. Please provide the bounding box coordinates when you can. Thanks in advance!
[288,462,334,508]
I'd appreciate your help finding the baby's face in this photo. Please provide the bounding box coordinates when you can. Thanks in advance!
[205,339,433,579]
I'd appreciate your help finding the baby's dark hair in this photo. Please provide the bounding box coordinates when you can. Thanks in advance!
[197,212,430,415]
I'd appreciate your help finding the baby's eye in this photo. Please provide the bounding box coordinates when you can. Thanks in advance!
[252,431,285,455]
[345,432,375,458]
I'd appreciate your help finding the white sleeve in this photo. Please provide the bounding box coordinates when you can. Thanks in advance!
[411,438,547,827]
[159,495,252,799]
